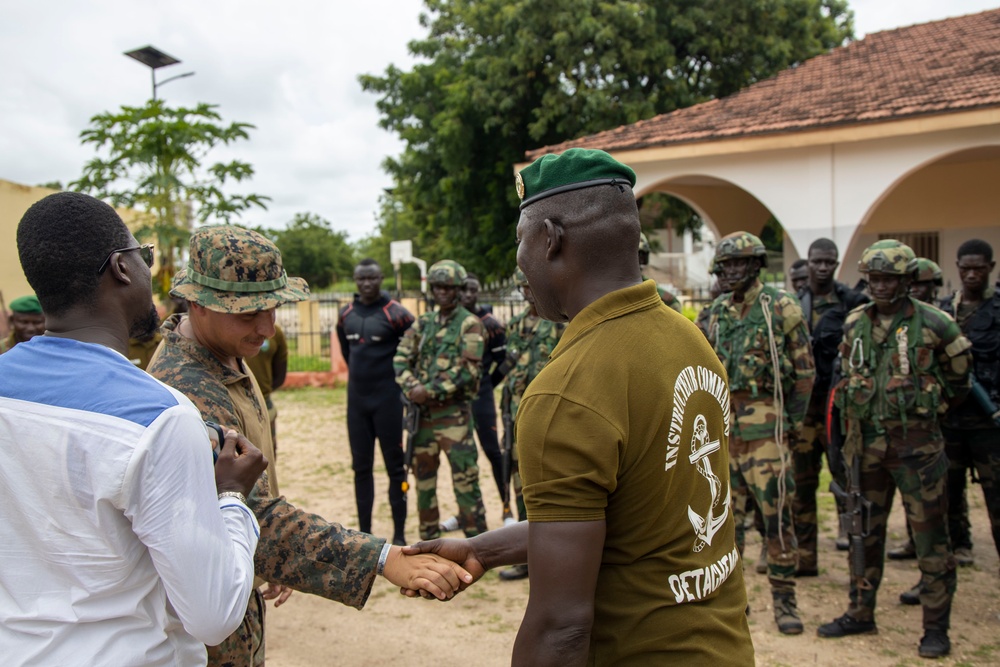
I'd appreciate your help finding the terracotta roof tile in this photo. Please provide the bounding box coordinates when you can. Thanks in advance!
[527,9,1000,158]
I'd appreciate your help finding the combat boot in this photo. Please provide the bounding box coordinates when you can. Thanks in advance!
[899,580,922,605]
[888,540,917,560]
[918,630,950,658]
[817,613,877,638]
[755,542,767,574]
[773,591,804,635]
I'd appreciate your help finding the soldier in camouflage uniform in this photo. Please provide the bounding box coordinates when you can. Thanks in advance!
[147,227,471,667]
[794,238,869,568]
[818,240,972,660]
[394,259,489,541]
[700,231,815,635]
[891,257,946,565]
[497,268,564,581]
[639,231,683,313]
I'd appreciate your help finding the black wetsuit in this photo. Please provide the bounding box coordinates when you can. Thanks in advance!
[337,292,414,542]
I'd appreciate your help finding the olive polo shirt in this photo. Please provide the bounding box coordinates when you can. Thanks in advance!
[516,280,753,666]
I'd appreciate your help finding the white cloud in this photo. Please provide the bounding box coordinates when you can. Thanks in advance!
[2,0,996,241]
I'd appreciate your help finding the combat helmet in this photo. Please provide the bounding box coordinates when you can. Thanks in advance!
[427,259,468,287]
[715,231,768,268]
[638,232,651,255]
[513,267,529,287]
[914,257,944,286]
[857,239,917,276]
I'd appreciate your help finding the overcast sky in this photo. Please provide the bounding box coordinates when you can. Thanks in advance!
[1,1,996,242]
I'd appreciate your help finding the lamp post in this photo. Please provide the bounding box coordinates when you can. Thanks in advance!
[123,45,194,100]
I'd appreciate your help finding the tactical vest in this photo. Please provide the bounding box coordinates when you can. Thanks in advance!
[837,301,947,428]
[415,307,477,401]
[714,285,790,398]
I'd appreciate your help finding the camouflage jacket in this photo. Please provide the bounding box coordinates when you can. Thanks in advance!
[836,297,972,431]
[148,315,382,611]
[394,305,484,404]
[503,306,564,414]
[703,280,815,441]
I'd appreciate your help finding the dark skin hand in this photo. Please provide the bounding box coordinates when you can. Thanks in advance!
[214,429,268,498]
[401,520,604,667]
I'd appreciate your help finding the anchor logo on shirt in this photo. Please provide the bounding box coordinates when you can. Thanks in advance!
[686,414,730,552]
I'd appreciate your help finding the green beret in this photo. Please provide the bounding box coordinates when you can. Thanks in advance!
[516,148,636,210]
[9,295,42,314]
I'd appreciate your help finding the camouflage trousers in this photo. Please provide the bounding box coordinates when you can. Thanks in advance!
[730,432,798,590]
[943,425,1000,559]
[845,422,955,631]
[413,401,488,540]
[792,392,843,570]
[206,587,264,667]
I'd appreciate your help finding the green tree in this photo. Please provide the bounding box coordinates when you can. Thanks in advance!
[264,213,355,291]
[361,0,852,281]
[70,100,269,296]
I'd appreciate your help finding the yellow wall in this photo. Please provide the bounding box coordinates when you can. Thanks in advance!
[1,179,149,313]
[0,179,59,307]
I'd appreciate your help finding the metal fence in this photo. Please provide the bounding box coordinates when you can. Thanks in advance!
[279,289,526,372]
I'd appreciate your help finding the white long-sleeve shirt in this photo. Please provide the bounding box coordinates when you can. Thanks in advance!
[0,337,259,666]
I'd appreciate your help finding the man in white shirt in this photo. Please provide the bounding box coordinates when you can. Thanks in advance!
[0,192,267,666]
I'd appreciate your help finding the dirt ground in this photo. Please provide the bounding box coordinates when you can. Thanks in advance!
[265,387,1000,667]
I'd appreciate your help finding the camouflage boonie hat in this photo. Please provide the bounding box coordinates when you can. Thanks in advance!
[638,232,651,255]
[427,259,467,287]
[858,239,917,276]
[715,231,768,268]
[914,257,944,285]
[513,267,529,287]
[170,226,310,314]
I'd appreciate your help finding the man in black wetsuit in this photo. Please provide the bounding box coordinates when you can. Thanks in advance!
[337,258,415,545]
[454,273,511,526]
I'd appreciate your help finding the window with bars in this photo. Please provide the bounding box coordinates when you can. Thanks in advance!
[878,231,939,262]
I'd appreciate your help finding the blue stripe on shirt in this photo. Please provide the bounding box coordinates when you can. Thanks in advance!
[0,336,179,427]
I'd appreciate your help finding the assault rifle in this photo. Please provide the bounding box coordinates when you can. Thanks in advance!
[500,385,513,509]
[400,394,421,505]
[970,372,1000,427]
[829,448,873,599]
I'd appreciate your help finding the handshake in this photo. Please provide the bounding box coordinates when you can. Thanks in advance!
[388,523,528,601]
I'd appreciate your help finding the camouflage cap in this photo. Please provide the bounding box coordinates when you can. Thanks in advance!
[858,239,917,276]
[427,259,467,287]
[170,225,310,314]
[516,148,636,211]
[715,231,768,268]
[914,257,944,285]
[638,232,651,255]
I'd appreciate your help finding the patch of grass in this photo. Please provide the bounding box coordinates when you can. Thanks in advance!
[971,642,999,658]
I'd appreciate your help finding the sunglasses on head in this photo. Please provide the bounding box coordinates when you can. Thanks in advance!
[97,243,155,275]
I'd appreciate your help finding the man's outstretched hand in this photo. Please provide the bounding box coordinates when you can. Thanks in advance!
[398,538,487,599]
[382,545,476,600]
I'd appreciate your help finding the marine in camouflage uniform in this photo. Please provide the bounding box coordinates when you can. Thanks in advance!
[394,259,488,541]
[818,240,972,660]
[147,227,384,667]
[701,231,815,635]
[639,231,683,313]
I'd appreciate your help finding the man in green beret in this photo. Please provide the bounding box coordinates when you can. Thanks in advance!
[405,148,754,665]
[147,225,472,667]
[1,295,46,354]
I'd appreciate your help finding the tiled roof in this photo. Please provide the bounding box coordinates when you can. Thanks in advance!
[527,9,1000,158]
